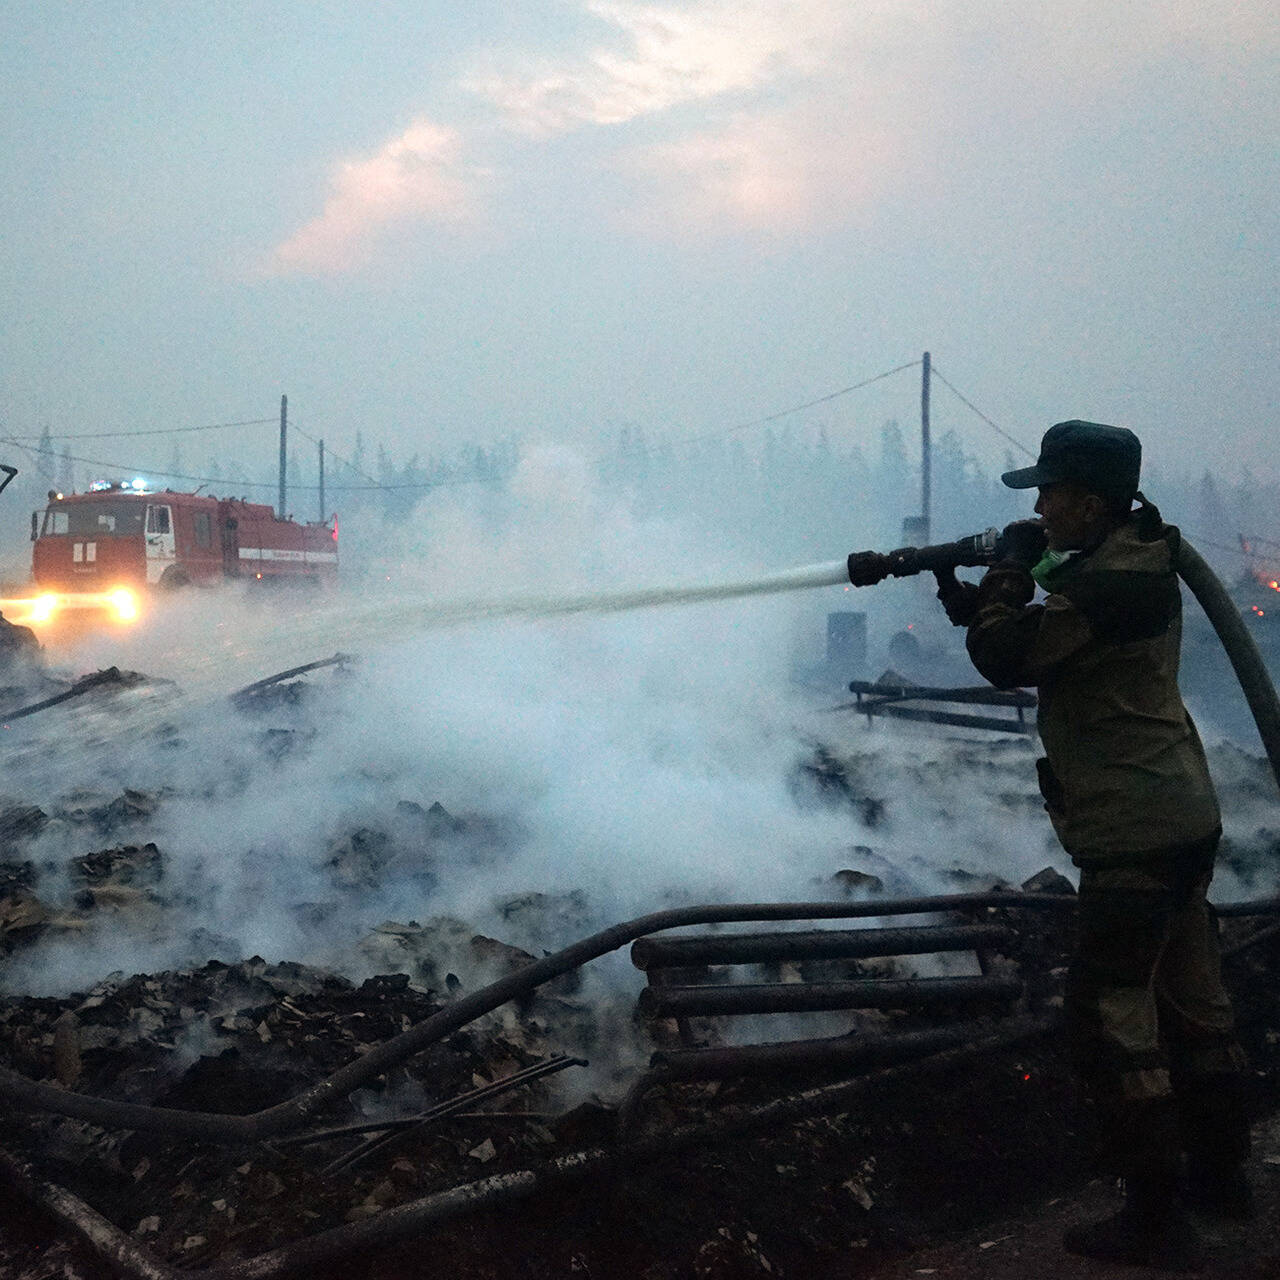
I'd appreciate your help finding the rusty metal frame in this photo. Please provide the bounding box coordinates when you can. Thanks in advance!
[0,892,1079,1141]
[637,973,1023,1018]
[839,679,1038,735]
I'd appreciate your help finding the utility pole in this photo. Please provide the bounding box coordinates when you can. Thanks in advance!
[318,438,325,523]
[920,351,931,545]
[277,394,288,520]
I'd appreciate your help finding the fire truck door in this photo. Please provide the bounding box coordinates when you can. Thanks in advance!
[144,504,176,583]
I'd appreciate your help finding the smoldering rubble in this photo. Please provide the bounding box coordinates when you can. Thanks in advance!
[0,662,1276,1277]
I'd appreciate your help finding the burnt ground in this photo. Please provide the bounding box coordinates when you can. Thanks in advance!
[861,1118,1280,1280]
[0,913,1274,1280]
[0,687,1275,1278]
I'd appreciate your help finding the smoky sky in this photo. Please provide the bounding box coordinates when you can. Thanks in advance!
[1,1,1277,486]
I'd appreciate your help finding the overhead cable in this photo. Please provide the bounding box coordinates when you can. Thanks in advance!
[665,360,922,451]
[288,421,383,489]
[928,365,1036,458]
[0,436,489,495]
[3,416,276,442]
[5,363,924,496]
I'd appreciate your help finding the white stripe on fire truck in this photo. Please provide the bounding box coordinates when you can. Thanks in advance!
[238,548,338,563]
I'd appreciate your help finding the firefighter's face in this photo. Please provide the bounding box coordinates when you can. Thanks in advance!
[1034,482,1104,551]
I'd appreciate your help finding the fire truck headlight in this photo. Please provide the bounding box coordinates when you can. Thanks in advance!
[109,588,139,622]
[30,595,57,624]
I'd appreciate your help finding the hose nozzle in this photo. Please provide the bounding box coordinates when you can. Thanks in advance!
[846,528,1003,587]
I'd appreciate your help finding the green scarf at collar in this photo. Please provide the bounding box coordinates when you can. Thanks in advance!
[1030,547,1081,591]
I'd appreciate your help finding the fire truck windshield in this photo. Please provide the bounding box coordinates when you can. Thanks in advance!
[41,501,146,537]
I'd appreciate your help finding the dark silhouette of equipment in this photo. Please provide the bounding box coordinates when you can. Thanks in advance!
[845,521,1047,587]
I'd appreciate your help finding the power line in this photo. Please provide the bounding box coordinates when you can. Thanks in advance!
[3,416,276,442]
[663,360,922,451]
[4,364,926,497]
[0,435,497,496]
[1,437,278,491]
[1,372,1266,563]
[289,422,382,489]
[928,365,1035,458]
[923,370,1256,560]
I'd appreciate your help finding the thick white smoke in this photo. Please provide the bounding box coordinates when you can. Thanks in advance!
[2,445,1275,1006]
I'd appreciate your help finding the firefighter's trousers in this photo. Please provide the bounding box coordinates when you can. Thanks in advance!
[1065,838,1250,1174]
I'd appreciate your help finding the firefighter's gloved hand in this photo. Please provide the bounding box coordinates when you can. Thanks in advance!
[934,569,980,627]
[976,564,1036,610]
[995,520,1048,570]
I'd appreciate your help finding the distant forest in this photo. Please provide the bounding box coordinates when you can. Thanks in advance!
[4,419,1277,584]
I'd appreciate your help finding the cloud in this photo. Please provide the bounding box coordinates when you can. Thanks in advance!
[614,111,892,234]
[465,0,846,135]
[462,0,898,233]
[266,0,1279,265]
[268,121,478,276]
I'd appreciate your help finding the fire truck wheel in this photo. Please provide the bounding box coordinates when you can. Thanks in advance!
[158,568,191,590]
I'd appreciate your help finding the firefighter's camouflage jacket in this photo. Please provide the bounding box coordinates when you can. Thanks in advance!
[965,506,1220,864]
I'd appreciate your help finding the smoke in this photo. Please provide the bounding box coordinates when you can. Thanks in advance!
[2,444,1276,1019]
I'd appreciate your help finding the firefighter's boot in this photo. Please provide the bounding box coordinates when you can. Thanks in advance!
[1064,1101,1204,1273]
[1179,1073,1255,1220]
[1064,1183,1204,1272]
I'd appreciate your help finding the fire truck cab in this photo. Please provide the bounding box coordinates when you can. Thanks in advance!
[24,482,337,628]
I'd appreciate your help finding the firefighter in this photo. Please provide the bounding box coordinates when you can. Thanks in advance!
[934,421,1251,1272]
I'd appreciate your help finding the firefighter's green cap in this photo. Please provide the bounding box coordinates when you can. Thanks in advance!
[1001,420,1141,497]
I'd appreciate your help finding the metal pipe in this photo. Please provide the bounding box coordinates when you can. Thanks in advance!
[647,1020,999,1081]
[0,1016,1062,1280]
[278,1055,583,1150]
[847,529,1000,586]
[252,896,1060,1138]
[320,1055,584,1177]
[6,887,1258,1142]
[855,704,1035,735]
[3,667,139,723]
[638,974,1022,1019]
[631,922,1011,970]
[844,681,1037,707]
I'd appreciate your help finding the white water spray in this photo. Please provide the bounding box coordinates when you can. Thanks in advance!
[299,557,852,647]
[3,558,854,770]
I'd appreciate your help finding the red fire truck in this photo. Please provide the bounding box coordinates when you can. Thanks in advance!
[16,482,337,628]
